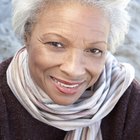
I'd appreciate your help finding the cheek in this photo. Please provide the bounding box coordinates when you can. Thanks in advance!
[91,65,103,79]
[27,48,47,83]
[88,59,106,86]
[28,47,51,71]
[28,53,49,90]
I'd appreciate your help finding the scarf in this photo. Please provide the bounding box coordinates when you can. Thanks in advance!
[6,47,135,140]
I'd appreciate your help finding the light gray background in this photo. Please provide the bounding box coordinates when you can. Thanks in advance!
[0,0,140,81]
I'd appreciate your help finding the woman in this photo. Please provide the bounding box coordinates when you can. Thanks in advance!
[0,0,140,140]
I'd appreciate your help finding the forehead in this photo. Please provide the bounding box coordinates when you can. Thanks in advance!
[38,3,109,27]
[33,3,110,42]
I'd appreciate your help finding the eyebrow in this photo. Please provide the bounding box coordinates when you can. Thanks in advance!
[42,33,108,46]
[42,33,67,40]
[89,41,108,45]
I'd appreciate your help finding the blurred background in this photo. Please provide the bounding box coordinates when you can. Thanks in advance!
[0,0,140,81]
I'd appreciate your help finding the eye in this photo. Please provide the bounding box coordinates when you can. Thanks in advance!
[46,42,64,48]
[91,48,101,54]
[86,48,103,55]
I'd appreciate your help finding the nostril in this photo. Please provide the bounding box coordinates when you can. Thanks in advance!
[60,62,85,77]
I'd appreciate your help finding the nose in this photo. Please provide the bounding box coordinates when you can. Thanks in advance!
[60,49,86,78]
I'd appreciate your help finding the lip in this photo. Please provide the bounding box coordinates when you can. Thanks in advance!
[50,76,84,95]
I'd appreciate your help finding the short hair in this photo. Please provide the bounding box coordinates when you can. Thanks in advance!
[12,0,131,53]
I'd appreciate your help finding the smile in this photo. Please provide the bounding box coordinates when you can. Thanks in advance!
[54,78,79,88]
[51,76,84,95]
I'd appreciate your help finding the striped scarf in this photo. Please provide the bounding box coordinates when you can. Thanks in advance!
[7,47,135,140]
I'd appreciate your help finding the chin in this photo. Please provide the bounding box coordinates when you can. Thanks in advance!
[53,99,76,106]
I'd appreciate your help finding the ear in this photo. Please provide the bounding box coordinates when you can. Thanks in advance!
[24,33,31,51]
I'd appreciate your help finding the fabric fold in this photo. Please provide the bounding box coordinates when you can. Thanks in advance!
[6,47,135,140]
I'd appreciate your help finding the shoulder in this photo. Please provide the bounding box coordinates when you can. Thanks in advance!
[0,58,13,138]
[125,80,140,107]
[0,58,13,79]
[121,80,140,139]
[124,79,140,115]
[115,79,140,119]
[101,80,140,140]
[128,79,140,93]
[111,80,140,116]
[0,57,13,105]
[0,57,13,113]
[0,57,13,88]
[123,80,140,119]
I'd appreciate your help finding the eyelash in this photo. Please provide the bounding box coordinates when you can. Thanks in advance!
[86,48,103,55]
[45,41,103,56]
[46,41,64,48]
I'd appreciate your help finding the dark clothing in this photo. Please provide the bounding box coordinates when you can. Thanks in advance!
[0,58,140,140]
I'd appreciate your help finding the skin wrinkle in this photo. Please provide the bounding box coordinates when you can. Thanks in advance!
[35,20,108,42]
[13,0,130,53]
[30,3,109,41]
[26,3,110,105]
[35,21,108,53]
[38,33,108,51]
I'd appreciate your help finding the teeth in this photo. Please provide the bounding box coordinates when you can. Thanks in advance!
[54,79,79,88]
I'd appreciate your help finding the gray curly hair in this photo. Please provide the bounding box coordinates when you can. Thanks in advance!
[12,0,131,53]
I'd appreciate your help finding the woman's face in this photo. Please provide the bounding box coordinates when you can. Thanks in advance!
[26,3,110,105]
